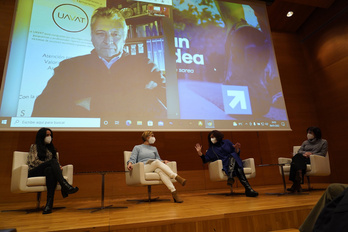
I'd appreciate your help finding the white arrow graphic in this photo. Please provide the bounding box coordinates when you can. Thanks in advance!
[227,90,247,109]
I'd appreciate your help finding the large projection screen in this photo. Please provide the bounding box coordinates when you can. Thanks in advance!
[0,0,291,131]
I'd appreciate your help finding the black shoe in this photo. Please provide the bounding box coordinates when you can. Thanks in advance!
[61,179,79,196]
[287,184,296,192]
[245,189,259,197]
[236,168,258,197]
[42,198,53,214]
[66,186,79,194]
[42,205,52,214]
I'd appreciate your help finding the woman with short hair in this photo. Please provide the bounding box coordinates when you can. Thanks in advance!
[127,131,187,203]
[288,127,328,192]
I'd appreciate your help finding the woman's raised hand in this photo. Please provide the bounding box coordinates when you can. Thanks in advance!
[195,143,203,156]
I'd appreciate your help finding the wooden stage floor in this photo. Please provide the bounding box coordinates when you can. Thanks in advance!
[0,184,329,232]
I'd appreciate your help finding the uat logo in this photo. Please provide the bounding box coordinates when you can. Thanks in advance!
[52,4,89,33]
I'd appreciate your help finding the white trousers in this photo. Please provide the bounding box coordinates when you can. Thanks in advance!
[144,160,177,192]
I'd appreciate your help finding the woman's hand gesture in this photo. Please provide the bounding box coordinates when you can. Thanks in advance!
[195,143,203,156]
[233,142,241,153]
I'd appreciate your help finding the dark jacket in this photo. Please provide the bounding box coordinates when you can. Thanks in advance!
[201,139,242,175]
[32,50,166,118]
[313,187,348,232]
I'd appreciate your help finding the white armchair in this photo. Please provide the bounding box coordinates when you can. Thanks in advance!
[4,151,73,213]
[278,146,330,190]
[124,151,177,203]
[208,158,256,195]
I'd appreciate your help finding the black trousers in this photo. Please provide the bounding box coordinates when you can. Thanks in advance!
[228,156,241,179]
[28,159,64,198]
[289,153,310,182]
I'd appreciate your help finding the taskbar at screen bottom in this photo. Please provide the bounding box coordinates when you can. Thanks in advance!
[0,117,291,131]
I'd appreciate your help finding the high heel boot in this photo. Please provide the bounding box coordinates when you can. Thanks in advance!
[236,168,258,197]
[43,167,56,214]
[171,191,184,203]
[60,179,79,198]
[175,175,187,186]
[43,196,54,214]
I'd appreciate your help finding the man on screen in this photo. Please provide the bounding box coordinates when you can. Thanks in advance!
[32,7,166,118]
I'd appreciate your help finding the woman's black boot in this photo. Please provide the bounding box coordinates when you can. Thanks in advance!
[61,179,79,198]
[236,168,258,197]
[43,196,54,214]
[43,167,56,214]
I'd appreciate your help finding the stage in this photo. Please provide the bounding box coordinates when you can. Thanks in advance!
[0,184,328,232]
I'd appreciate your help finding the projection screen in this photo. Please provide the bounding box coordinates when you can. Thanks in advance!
[0,0,291,131]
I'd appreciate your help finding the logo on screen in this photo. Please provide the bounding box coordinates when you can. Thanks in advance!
[52,4,89,33]
[221,85,252,115]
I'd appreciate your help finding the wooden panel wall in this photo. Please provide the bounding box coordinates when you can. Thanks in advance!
[1,0,347,203]
[299,0,348,183]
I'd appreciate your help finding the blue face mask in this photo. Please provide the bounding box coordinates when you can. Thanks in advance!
[211,137,217,144]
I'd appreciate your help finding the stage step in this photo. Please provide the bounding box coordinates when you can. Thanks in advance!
[270,229,299,232]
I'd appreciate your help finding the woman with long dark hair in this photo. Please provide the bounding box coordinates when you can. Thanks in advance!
[288,127,328,193]
[195,130,258,197]
[27,128,79,214]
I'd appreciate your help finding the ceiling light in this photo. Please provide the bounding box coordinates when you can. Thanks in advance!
[287,11,294,17]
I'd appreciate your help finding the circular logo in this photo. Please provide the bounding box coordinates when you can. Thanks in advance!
[52,4,89,33]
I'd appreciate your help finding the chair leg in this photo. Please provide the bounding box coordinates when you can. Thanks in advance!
[127,186,170,204]
[36,192,41,210]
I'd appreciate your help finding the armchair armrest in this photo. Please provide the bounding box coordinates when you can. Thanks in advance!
[278,157,291,165]
[243,158,256,178]
[308,155,331,176]
[167,161,177,173]
[126,162,146,185]
[208,160,226,181]
[209,159,223,170]
[62,164,73,185]
[278,157,292,176]
[11,165,29,193]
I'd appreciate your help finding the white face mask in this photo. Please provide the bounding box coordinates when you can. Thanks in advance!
[44,136,52,144]
[148,137,156,144]
[211,137,217,144]
[307,133,315,140]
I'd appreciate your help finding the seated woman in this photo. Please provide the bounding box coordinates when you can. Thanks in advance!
[127,131,187,203]
[288,126,328,193]
[27,128,79,214]
[195,130,258,197]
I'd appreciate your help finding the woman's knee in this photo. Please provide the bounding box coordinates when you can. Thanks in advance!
[44,167,54,175]
[152,159,162,167]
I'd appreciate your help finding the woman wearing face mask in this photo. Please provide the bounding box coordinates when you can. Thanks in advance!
[127,131,187,203]
[194,130,258,197]
[27,128,79,214]
[288,127,328,193]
